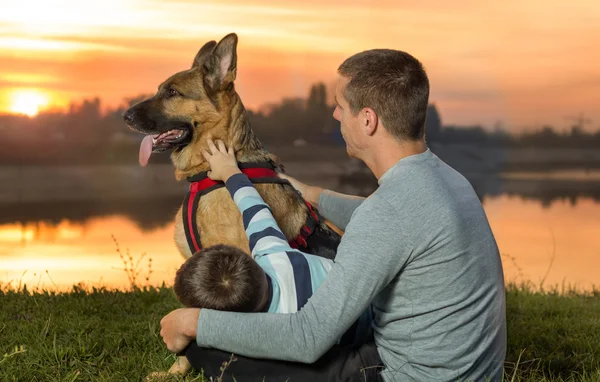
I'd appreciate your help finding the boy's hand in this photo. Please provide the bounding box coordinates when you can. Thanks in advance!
[201,139,241,182]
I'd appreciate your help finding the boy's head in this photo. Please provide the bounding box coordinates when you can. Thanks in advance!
[174,244,269,312]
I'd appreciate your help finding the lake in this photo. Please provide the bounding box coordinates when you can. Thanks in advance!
[1,163,599,292]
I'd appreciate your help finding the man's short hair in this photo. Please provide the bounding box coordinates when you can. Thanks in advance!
[174,244,267,312]
[338,49,430,141]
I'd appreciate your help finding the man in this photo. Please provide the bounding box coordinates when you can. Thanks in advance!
[160,48,507,381]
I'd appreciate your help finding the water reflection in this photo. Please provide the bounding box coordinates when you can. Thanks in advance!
[471,173,600,207]
[0,217,180,291]
[3,170,600,232]
[339,168,600,207]
[485,196,600,290]
[0,196,182,232]
[1,168,599,291]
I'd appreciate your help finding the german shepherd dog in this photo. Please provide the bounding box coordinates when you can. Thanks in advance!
[123,33,340,377]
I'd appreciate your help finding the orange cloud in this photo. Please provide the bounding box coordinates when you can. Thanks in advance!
[1,0,599,129]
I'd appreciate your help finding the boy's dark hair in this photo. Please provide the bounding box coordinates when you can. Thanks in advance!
[174,244,268,312]
[338,49,430,141]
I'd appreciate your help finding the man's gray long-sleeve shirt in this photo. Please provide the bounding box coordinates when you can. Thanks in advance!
[196,149,507,382]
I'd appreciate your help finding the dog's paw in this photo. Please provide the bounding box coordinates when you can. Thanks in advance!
[144,371,174,381]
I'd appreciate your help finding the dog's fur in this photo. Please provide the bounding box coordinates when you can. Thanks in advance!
[126,32,341,380]
[124,33,340,260]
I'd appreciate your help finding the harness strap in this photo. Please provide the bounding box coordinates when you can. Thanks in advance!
[183,162,320,255]
[182,189,202,253]
[289,198,319,249]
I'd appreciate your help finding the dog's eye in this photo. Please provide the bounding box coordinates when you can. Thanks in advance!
[168,88,180,97]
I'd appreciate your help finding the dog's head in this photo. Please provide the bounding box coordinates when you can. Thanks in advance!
[123,33,240,168]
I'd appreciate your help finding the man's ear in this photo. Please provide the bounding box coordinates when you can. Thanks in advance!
[191,40,217,69]
[204,33,238,92]
[362,107,379,136]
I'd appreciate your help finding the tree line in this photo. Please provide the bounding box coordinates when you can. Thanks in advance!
[1,82,598,165]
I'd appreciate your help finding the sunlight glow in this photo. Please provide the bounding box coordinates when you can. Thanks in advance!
[9,90,50,117]
[1,72,59,85]
[0,0,599,125]
[0,37,127,53]
[0,226,35,242]
[0,222,84,243]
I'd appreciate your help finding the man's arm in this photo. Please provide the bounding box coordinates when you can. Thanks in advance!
[318,190,365,231]
[195,194,410,363]
[278,173,365,231]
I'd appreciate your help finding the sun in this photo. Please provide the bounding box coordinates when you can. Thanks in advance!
[9,90,49,117]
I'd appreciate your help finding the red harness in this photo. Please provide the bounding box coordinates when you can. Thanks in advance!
[183,162,320,254]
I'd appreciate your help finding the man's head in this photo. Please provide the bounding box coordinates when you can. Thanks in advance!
[333,49,429,158]
[174,244,269,312]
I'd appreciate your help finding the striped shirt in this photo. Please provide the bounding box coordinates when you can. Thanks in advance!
[225,173,372,344]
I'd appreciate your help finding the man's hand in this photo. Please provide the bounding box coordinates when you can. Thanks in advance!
[278,173,324,207]
[201,139,241,182]
[160,308,200,353]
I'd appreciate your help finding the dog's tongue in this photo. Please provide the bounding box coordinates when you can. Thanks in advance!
[139,135,154,167]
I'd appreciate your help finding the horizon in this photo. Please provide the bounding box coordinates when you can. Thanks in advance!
[1,0,599,132]
[1,91,599,136]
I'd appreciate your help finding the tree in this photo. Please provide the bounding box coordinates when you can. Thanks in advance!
[425,104,442,142]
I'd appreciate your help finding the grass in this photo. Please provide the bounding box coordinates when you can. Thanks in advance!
[0,284,196,381]
[503,283,600,381]
[1,283,599,381]
[2,240,600,382]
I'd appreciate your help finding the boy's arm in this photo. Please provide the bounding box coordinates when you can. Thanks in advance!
[224,173,333,312]
[256,248,333,314]
[224,173,294,257]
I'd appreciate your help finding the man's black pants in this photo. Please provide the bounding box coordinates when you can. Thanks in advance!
[184,341,384,382]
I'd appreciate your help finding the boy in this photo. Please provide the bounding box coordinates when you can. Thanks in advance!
[166,139,372,379]
[175,139,372,339]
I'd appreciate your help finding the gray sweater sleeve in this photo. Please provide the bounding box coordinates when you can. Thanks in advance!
[196,195,410,363]
[317,190,365,231]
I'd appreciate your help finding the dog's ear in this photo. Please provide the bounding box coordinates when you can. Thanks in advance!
[192,40,217,69]
[204,33,238,92]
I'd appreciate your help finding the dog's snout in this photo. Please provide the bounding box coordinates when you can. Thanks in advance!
[122,110,135,124]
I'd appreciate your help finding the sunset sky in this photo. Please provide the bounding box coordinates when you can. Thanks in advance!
[1,0,599,131]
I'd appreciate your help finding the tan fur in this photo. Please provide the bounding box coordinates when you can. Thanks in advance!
[125,33,310,259]
[126,33,311,257]
[154,35,308,258]
[175,184,307,259]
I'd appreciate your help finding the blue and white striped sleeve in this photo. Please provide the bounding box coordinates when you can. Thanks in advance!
[224,173,334,313]
[258,250,333,313]
[224,173,293,257]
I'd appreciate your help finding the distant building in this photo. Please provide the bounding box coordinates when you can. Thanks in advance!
[425,104,442,142]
